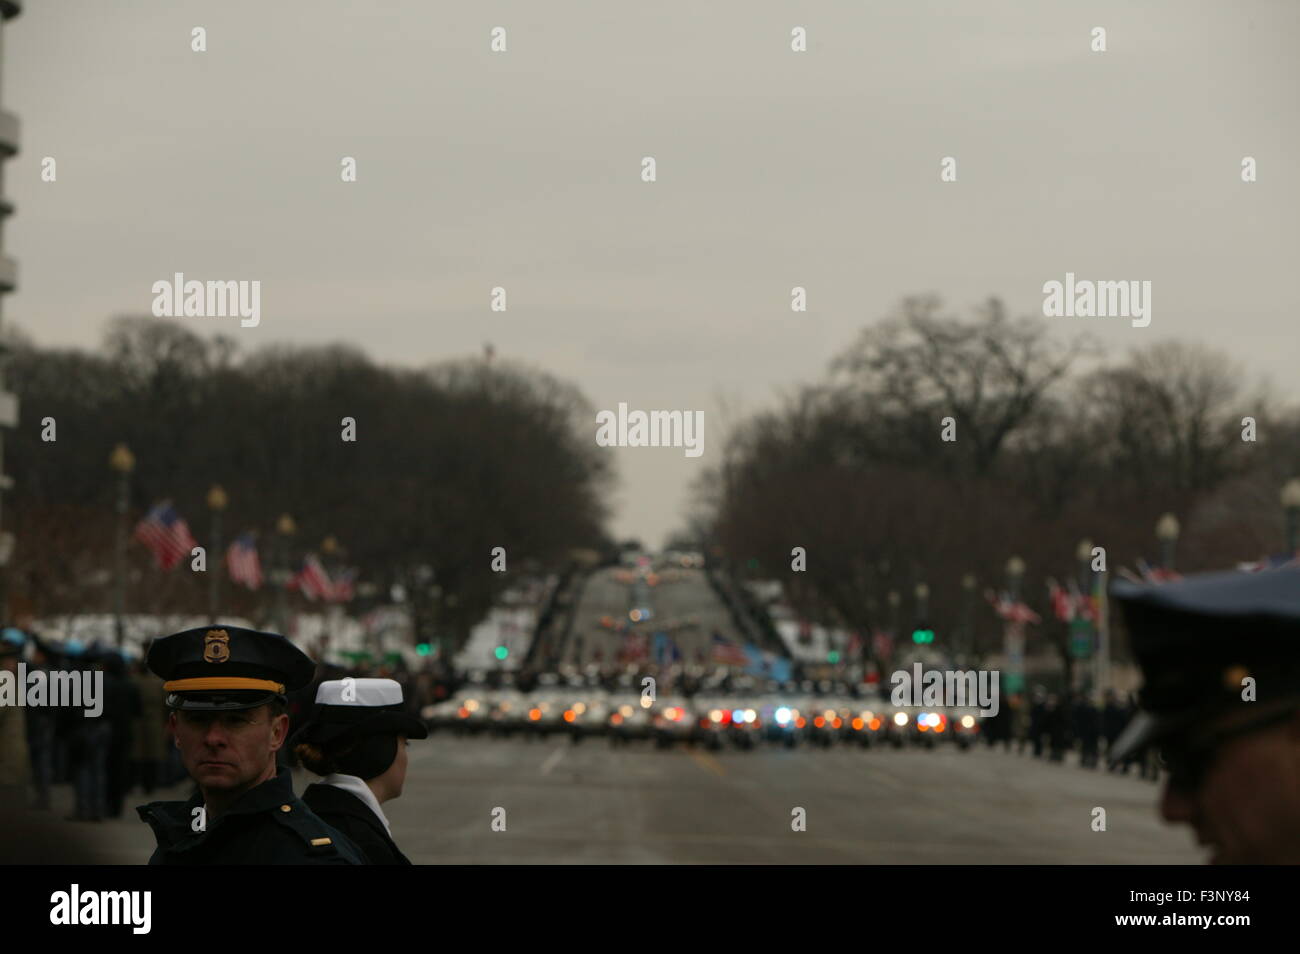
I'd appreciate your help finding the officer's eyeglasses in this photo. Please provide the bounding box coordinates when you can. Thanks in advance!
[1157,705,1299,791]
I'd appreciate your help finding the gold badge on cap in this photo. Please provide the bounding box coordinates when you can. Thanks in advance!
[204,629,231,664]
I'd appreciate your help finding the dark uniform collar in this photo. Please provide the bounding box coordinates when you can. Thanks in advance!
[215,765,297,818]
[138,765,296,846]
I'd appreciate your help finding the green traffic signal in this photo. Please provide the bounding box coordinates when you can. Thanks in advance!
[494,645,509,660]
[827,651,841,664]
[416,643,431,656]
[911,628,935,644]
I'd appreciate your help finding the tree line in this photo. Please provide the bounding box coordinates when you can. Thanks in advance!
[694,294,1300,669]
[4,316,615,646]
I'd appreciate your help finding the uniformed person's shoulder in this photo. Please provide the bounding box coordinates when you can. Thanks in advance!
[301,782,409,865]
[267,792,368,865]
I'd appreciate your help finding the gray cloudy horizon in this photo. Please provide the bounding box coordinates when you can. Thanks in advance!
[7,0,1298,546]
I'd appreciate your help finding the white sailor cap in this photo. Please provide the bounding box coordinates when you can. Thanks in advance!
[294,677,428,744]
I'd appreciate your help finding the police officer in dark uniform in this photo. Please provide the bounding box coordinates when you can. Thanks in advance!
[1110,565,1300,864]
[136,625,365,865]
[291,677,427,865]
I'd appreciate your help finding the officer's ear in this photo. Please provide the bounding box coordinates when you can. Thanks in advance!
[267,706,290,751]
[167,710,179,746]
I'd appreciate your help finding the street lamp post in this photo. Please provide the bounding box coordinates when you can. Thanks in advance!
[885,590,900,668]
[1282,479,1300,556]
[109,443,135,647]
[321,535,341,650]
[1072,538,1095,695]
[914,582,930,623]
[1005,556,1026,695]
[1156,513,1180,572]
[207,485,227,621]
[275,514,296,634]
[1075,539,1093,590]
[960,573,976,663]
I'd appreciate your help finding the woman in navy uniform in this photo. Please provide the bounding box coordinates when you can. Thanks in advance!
[292,677,427,865]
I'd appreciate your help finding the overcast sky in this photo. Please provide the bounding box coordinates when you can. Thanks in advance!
[6,0,1298,546]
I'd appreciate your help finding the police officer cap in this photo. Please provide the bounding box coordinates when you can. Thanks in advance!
[1109,565,1300,763]
[291,677,428,746]
[146,625,316,711]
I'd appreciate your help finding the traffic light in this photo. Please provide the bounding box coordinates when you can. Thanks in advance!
[416,643,431,656]
[827,650,841,664]
[494,645,509,661]
[911,628,935,645]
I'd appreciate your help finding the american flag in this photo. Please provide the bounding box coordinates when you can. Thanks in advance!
[1047,579,1074,621]
[290,553,334,602]
[620,631,649,662]
[330,567,357,603]
[1047,579,1100,623]
[1135,558,1182,584]
[226,533,263,590]
[133,501,198,571]
[985,589,1042,624]
[710,632,749,666]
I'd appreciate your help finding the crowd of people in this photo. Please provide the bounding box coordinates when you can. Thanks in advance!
[979,687,1158,778]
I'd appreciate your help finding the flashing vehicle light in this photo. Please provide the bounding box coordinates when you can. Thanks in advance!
[529,708,542,721]
[894,712,909,726]
[709,709,724,723]
[465,699,480,712]
[831,717,843,729]
[744,709,757,724]
[851,717,864,731]
[795,717,807,728]
[775,707,792,725]
[610,712,624,725]
[961,715,976,729]
[934,721,945,733]
[732,709,745,724]
[457,707,470,719]
[868,717,882,731]
[563,710,576,723]
[813,716,826,728]
[918,722,929,732]
[620,705,634,717]
[668,707,683,722]
[629,609,642,622]
[574,702,587,715]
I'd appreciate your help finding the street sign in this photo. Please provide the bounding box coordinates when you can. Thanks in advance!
[1070,619,1094,659]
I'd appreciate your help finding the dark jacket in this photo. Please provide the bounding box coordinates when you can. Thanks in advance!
[137,766,365,865]
[301,782,411,865]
